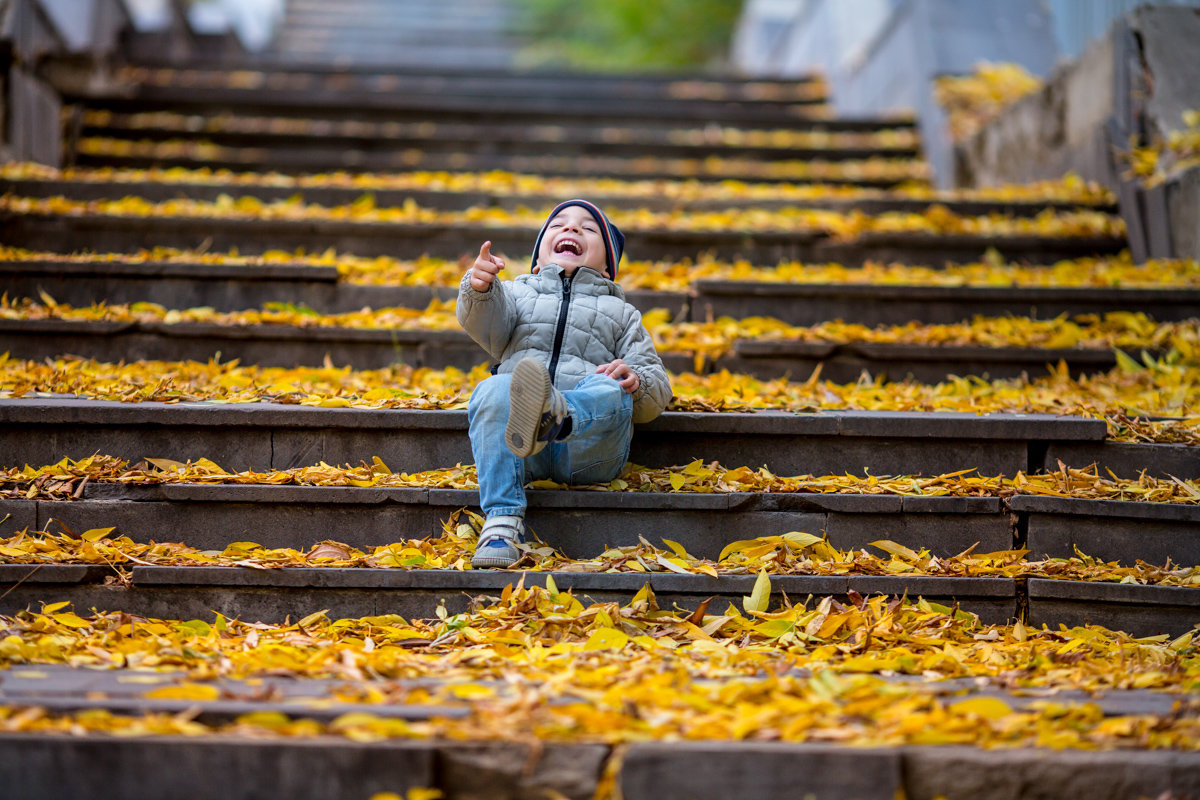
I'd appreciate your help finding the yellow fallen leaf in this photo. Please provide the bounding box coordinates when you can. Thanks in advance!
[583,628,630,651]
[950,696,1013,721]
[743,568,771,614]
[144,683,221,701]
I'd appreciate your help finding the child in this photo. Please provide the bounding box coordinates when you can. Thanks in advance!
[457,199,672,568]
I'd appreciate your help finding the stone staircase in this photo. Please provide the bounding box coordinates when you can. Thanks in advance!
[0,52,1199,799]
[263,0,525,68]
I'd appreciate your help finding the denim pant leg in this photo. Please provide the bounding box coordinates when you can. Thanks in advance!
[468,374,527,518]
[538,373,634,485]
[469,373,634,519]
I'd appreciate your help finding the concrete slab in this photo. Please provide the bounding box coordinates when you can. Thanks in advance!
[1013,496,1200,565]
[0,734,437,800]
[436,743,609,800]
[1041,441,1200,480]
[0,500,38,536]
[903,746,1200,800]
[694,281,1200,326]
[622,742,902,800]
[2,400,1112,478]
[1027,578,1200,636]
[0,568,1020,623]
[1026,510,1200,566]
[1166,166,1200,260]
[824,512,1011,554]
[74,83,865,127]
[815,233,1126,267]
[12,484,1022,558]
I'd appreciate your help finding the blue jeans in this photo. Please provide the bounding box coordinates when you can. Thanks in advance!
[467,372,633,517]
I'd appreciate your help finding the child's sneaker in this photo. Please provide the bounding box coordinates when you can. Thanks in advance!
[471,515,528,568]
[506,357,569,458]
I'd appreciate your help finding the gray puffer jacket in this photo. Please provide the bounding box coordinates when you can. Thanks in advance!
[458,263,672,424]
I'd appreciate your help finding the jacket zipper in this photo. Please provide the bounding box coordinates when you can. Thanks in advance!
[546,270,576,382]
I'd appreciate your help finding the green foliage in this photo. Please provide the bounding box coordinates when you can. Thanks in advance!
[515,0,744,72]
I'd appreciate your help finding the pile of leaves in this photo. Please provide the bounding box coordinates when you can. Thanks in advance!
[1121,109,1200,186]
[0,162,1114,205]
[4,455,1199,507]
[0,583,1199,750]
[934,62,1043,142]
[1,354,1196,444]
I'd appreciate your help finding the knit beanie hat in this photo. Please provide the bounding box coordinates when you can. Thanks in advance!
[530,199,625,280]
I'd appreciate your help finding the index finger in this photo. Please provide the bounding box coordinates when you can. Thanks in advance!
[479,241,493,261]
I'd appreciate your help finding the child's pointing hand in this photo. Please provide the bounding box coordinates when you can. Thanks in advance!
[596,359,640,394]
[470,241,505,292]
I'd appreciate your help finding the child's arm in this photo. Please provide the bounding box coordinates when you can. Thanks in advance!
[609,307,673,424]
[457,241,517,357]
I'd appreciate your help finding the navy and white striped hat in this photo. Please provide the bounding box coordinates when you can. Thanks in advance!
[530,199,625,280]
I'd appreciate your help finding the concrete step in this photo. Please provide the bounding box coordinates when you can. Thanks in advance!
[70,150,914,189]
[112,65,829,105]
[4,482,1198,565]
[116,64,827,103]
[0,563,1017,625]
[68,84,860,129]
[0,177,1107,218]
[8,400,1186,485]
[77,120,909,163]
[0,562,1196,634]
[3,724,1198,800]
[0,485,1011,560]
[0,210,1126,266]
[9,258,1188,325]
[0,663,1183,725]
[0,317,1150,382]
[691,280,1199,326]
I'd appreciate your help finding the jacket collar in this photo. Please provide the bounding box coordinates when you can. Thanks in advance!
[536,263,625,299]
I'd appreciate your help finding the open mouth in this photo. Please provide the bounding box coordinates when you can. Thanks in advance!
[554,238,582,255]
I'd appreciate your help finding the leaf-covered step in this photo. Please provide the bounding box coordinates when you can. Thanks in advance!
[0,256,681,318]
[65,82,848,130]
[0,195,1124,264]
[0,163,1114,212]
[0,315,1163,381]
[18,255,1198,324]
[76,114,915,163]
[6,480,1200,564]
[0,564,1018,625]
[0,486,1011,559]
[108,64,832,106]
[692,280,1200,326]
[3,355,1192,447]
[1,563,1196,635]
[0,399,1110,478]
[9,176,1109,216]
[72,144,925,188]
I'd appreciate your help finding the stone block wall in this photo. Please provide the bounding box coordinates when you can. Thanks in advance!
[956,5,1200,259]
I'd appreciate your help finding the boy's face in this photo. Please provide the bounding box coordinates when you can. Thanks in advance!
[536,205,608,277]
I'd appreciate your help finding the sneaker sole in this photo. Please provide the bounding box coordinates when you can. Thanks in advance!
[506,358,551,458]
[471,552,519,569]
